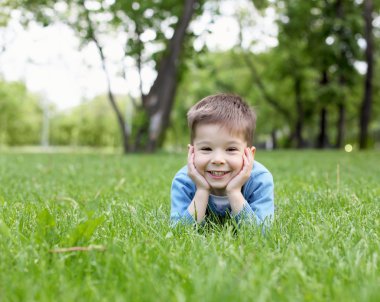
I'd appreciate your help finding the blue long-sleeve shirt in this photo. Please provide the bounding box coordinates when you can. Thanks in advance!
[170,161,274,226]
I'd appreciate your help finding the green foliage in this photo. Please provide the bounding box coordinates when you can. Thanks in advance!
[0,151,379,301]
[4,0,203,78]
[63,215,105,246]
[169,49,315,147]
[1,0,379,149]
[50,95,126,147]
[0,80,42,146]
[166,52,233,149]
[276,0,363,98]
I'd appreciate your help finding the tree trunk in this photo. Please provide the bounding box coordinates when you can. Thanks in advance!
[132,124,148,152]
[336,102,345,148]
[334,0,346,149]
[294,77,305,148]
[359,0,374,149]
[143,0,197,152]
[95,37,130,153]
[83,6,130,153]
[271,129,277,150]
[317,71,329,148]
[317,107,329,148]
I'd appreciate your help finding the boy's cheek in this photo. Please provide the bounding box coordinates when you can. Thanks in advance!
[193,157,205,173]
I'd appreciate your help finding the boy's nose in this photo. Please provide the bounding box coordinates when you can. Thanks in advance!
[211,151,225,165]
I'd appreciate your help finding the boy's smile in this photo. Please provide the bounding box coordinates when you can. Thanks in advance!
[208,171,230,177]
[193,123,249,196]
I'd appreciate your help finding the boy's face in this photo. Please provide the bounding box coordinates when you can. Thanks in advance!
[192,123,250,196]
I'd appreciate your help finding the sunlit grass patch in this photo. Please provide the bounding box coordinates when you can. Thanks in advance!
[0,151,379,301]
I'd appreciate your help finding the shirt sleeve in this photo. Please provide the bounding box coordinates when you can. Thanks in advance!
[234,171,274,225]
[170,171,196,226]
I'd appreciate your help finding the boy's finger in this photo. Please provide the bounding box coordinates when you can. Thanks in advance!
[187,145,193,161]
[244,148,251,164]
[249,146,256,161]
[242,152,248,169]
[248,147,253,157]
[190,152,197,173]
[247,148,252,159]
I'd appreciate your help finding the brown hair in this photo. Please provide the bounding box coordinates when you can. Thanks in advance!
[187,93,256,145]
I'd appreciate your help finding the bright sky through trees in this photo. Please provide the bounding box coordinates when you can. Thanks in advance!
[0,0,278,110]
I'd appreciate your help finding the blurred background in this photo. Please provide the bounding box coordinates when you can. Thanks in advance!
[0,0,379,153]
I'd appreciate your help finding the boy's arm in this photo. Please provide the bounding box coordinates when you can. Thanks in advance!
[226,148,255,215]
[170,173,197,225]
[187,189,209,223]
[226,148,274,225]
[170,146,210,226]
[235,171,274,225]
[170,177,209,225]
[186,145,210,223]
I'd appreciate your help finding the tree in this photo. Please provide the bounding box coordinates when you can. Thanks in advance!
[3,0,204,152]
[274,0,363,148]
[227,1,304,148]
[359,0,375,149]
[0,80,42,145]
[50,94,123,147]
[140,0,199,151]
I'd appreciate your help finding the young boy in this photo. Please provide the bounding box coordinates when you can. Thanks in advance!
[170,93,274,226]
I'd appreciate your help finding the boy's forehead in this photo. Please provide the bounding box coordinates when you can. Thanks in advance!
[194,123,247,142]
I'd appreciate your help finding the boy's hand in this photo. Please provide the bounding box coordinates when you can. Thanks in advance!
[187,144,210,191]
[226,147,255,195]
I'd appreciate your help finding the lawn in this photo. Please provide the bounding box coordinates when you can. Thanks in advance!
[0,150,379,301]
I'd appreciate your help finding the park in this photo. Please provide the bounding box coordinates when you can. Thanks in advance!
[0,1,379,301]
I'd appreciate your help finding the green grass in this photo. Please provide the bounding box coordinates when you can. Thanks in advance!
[0,150,379,302]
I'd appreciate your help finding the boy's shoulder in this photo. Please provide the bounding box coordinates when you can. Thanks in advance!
[173,165,191,182]
[251,160,272,176]
[242,160,273,195]
[173,165,192,183]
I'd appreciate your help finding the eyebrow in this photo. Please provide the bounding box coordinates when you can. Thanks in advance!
[195,140,242,145]
[194,141,210,145]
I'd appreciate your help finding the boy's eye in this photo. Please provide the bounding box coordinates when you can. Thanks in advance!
[227,147,238,152]
[200,147,212,151]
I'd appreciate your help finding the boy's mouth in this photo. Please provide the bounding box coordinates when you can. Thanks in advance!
[207,171,230,177]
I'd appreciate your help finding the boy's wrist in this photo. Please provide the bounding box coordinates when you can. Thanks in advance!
[196,188,210,195]
[226,190,245,214]
[226,189,242,198]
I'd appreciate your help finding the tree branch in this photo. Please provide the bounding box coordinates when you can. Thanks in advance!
[241,52,291,119]
[82,5,130,152]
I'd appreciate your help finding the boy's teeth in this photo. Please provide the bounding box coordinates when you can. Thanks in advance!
[210,171,227,176]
